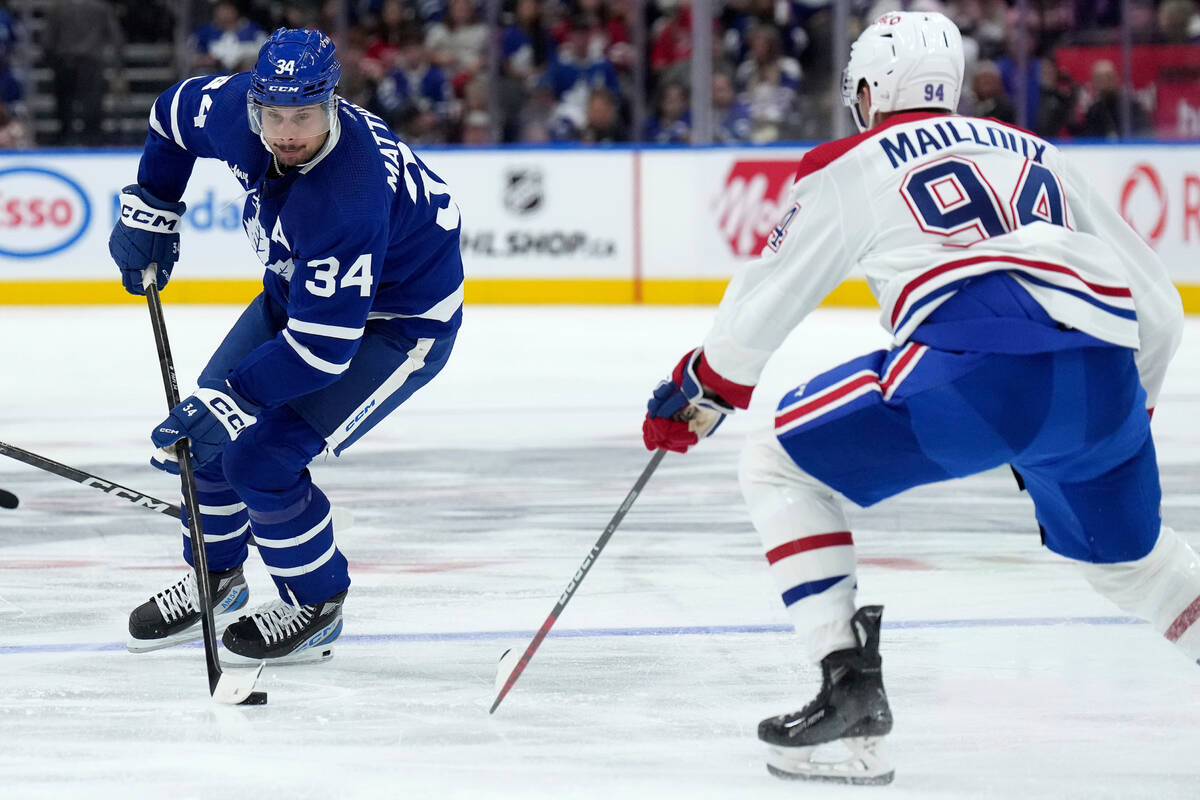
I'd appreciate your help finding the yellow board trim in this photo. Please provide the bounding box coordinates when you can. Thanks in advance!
[0,279,263,305]
[1,278,1199,313]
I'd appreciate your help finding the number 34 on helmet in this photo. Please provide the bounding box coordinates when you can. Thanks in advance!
[247,28,342,141]
[841,12,965,133]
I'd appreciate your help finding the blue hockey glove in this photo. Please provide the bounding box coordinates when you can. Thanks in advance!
[150,380,259,472]
[109,184,186,296]
[643,348,754,453]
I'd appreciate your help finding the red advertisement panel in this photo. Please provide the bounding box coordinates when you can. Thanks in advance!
[1056,44,1200,139]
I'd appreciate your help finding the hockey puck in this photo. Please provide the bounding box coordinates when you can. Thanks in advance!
[0,489,18,509]
[239,691,268,706]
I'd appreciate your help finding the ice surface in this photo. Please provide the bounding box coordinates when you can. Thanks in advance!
[1,304,1198,799]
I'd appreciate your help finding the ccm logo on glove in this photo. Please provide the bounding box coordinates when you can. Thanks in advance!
[191,386,256,439]
[119,192,182,232]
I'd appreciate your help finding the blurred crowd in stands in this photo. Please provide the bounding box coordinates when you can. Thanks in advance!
[0,0,1198,149]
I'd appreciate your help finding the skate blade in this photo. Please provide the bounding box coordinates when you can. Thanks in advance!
[220,644,335,668]
[126,613,240,654]
[765,737,894,786]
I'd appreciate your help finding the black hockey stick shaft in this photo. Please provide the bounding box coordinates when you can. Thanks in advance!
[145,282,226,696]
[0,440,182,519]
[489,447,668,714]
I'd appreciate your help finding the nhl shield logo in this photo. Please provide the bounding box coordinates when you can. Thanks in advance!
[503,168,543,215]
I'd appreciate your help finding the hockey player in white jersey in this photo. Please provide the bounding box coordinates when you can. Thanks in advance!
[643,11,1199,785]
[110,29,463,665]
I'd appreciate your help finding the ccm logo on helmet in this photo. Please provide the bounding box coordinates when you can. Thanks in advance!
[268,85,301,92]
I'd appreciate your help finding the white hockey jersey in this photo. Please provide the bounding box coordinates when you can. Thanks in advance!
[702,112,1184,408]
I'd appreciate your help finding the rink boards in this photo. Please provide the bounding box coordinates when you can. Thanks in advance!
[0,143,1197,310]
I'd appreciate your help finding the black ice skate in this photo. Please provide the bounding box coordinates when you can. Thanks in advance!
[758,605,894,785]
[127,566,249,653]
[221,590,346,666]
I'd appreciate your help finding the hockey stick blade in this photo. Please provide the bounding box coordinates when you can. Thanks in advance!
[490,448,668,714]
[0,488,17,509]
[0,440,180,519]
[212,662,268,705]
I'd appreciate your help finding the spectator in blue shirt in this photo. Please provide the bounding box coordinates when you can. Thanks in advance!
[0,4,23,108]
[194,1,267,73]
[374,30,452,141]
[713,71,751,143]
[541,17,621,137]
[735,24,799,143]
[643,80,691,144]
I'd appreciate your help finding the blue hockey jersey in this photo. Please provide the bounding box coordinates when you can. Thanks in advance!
[135,72,463,409]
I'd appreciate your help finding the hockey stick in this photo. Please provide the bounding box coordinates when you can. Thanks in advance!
[489,447,668,714]
[0,440,181,518]
[144,274,266,706]
[0,488,17,509]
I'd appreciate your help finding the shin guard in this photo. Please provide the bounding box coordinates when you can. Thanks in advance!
[740,429,858,662]
[1081,526,1200,663]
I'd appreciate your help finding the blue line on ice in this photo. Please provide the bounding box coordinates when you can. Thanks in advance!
[0,615,1143,656]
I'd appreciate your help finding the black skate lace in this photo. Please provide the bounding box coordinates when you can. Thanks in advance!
[250,600,314,644]
[152,572,199,622]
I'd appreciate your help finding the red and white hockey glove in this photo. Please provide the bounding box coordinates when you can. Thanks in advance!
[642,348,753,453]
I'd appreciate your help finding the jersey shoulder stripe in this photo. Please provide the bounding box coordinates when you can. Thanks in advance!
[793,111,947,184]
[149,72,254,159]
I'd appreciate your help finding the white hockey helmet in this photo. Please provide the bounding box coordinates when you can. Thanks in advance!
[841,11,965,132]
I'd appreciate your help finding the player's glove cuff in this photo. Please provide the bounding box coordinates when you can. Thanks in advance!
[664,348,754,416]
[118,185,186,232]
[192,379,260,441]
[680,349,754,411]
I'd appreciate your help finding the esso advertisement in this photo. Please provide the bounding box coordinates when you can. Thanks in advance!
[0,154,250,278]
[0,166,90,258]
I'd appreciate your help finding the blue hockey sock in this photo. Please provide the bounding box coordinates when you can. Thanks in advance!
[249,482,350,605]
[181,465,252,572]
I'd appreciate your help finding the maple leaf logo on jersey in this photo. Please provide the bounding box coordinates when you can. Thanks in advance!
[714,161,799,257]
[242,194,271,265]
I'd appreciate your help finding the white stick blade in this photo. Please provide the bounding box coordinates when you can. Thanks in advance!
[212,662,266,705]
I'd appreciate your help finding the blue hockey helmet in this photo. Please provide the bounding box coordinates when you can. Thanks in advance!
[248,28,341,149]
[248,28,341,107]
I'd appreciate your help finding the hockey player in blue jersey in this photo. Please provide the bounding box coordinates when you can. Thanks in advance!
[643,11,1200,785]
[111,29,463,665]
